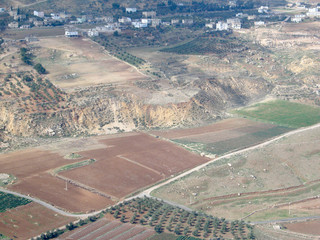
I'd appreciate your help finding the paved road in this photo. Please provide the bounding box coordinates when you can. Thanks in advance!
[130,123,320,201]
[251,215,320,225]
[2,122,320,220]
[0,188,101,218]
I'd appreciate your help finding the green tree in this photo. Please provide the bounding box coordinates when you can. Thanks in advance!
[34,63,47,74]
[154,224,162,233]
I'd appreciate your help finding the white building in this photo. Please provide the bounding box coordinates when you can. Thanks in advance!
[34,11,44,18]
[34,20,44,27]
[205,23,215,28]
[51,13,61,20]
[307,7,320,17]
[118,17,132,23]
[126,7,137,13]
[171,19,180,24]
[182,19,194,25]
[132,22,147,28]
[88,29,99,37]
[8,22,19,28]
[258,6,269,14]
[229,0,237,8]
[227,18,241,29]
[236,13,248,18]
[151,18,161,27]
[65,29,79,37]
[291,14,306,23]
[216,21,229,31]
[142,11,156,18]
[141,18,151,24]
[254,21,265,27]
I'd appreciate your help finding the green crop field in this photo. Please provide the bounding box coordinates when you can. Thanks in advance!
[233,100,320,128]
[0,192,31,212]
[173,125,291,155]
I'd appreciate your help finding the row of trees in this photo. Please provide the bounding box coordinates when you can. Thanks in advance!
[107,197,255,239]
[20,48,47,74]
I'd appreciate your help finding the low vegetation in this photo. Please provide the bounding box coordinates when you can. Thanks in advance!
[0,72,67,113]
[53,159,96,174]
[0,192,31,212]
[160,33,247,55]
[233,100,320,128]
[106,197,255,239]
[94,35,146,67]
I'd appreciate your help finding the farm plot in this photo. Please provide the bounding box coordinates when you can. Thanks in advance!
[0,148,113,213]
[0,132,209,213]
[59,218,155,240]
[151,118,291,156]
[32,36,148,90]
[0,202,73,240]
[0,192,31,212]
[9,173,113,213]
[60,133,210,199]
[153,124,320,220]
[284,220,320,236]
[233,99,320,128]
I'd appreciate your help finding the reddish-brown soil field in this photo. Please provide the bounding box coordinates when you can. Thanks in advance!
[59,218,155,240]
[0,202,73,240]
[9,173,113,213]
[0,149,83,178]
[60,133,209,199]
[151,118,275,143]
[284,220,320,236]
[130,229,155,240]
[0,132,209,213]
[62,218,110,239]
[114,226,145,240]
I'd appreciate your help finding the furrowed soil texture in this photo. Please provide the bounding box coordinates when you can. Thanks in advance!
[59,132,210,199]
[0,148,113,213]
[0,202,73,239]
[284,220,320,236]
[59,217,155,240]
[151,118,291,156]
[0,132,209,212]
[153,124,320,220]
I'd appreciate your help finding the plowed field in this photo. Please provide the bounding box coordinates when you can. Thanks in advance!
[59,218,155,240]
[0,202,73,240]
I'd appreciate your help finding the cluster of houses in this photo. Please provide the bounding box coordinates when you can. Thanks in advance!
[3,2,320,33]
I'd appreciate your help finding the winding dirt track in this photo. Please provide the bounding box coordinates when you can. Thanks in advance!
[1,123,320,222]
[135,123,320,200]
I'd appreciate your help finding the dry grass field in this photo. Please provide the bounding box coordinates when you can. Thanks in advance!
[31,37,149,90]
[0,202,73,239]
[153,125,320,220]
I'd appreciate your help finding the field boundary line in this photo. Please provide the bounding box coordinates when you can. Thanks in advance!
[54,174,119,201]
[0,187,103,218]
[131,122,320,208]
[117,155,163,176]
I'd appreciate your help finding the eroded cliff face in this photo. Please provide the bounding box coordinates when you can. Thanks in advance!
[0,74,271,140]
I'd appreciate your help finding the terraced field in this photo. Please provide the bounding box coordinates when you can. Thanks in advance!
[59,218,155,240]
